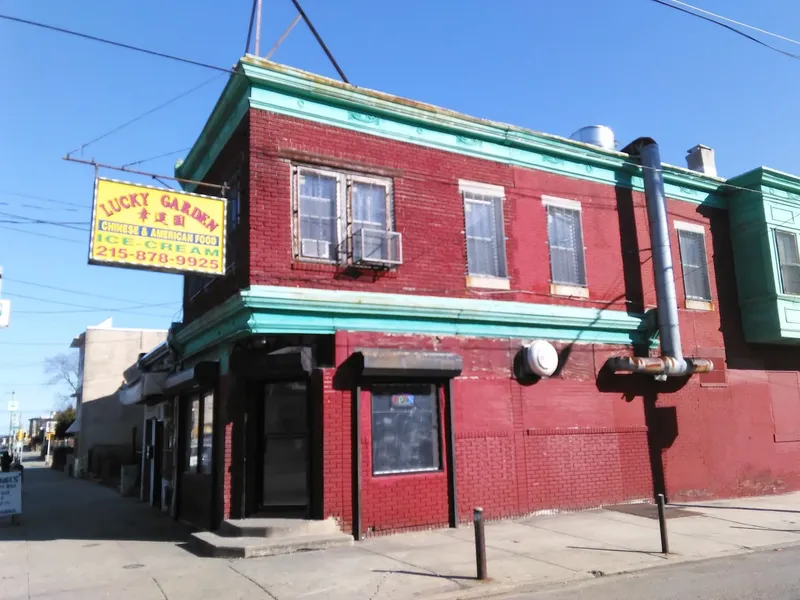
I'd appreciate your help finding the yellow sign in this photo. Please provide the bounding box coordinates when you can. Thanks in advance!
[89,178,226,276]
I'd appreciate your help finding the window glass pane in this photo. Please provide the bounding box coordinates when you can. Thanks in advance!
[186,398,200,471]
[371,384,440,475]
[678,229,711,301]
[353,182,389,261]
[226,174,240,269]
[464,192,505,277]
[776,230,800,295]
[547,206,586,285]
[299,171,337,259]
[199,392,214,474]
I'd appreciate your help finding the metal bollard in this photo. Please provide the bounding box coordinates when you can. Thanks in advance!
[473,507,487,580]
[656,493,669,554]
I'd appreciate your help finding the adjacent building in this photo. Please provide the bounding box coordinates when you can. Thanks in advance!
[132,56,800,537]
[70,318,167,479]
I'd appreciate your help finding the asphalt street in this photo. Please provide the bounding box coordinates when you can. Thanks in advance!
[505,544,800,600]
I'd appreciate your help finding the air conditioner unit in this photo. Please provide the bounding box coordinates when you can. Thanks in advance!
[300,238,331,260]
[352,229,403,267]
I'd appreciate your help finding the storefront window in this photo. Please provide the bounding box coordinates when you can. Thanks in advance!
[199,392,214,474]
[371,384,441,475]
[184,392,214,474]
[186,398,200,470]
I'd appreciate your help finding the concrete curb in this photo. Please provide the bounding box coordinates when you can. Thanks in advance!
[422,541,800,600]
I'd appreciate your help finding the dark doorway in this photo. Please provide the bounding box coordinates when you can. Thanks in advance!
[258,381,310,514]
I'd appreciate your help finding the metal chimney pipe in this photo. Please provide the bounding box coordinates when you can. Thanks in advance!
[637,138,685,370]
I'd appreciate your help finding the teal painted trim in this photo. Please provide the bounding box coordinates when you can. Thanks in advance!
[174,285,653,358]
[176,70,250,191]
[178,57,728,208]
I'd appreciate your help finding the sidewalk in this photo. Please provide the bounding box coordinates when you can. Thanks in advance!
[2,459,800,599]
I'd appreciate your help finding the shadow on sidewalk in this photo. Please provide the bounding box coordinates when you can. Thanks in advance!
[0,462,192,545]
[372,569,475,582]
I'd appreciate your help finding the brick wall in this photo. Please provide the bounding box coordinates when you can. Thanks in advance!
[194,106,800,532]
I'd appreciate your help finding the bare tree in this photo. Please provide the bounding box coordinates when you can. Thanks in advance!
[44,352,80,407]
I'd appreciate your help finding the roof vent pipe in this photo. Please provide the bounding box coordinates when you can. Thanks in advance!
[605,137,713,378]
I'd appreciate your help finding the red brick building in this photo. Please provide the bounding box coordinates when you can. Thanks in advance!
[134,57,800,540]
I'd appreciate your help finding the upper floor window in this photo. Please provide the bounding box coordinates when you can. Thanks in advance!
[544,196,587,290]
[293,166,400,266]
[226,172,241,271]
[675,222,712,304]
[460,181,507,282]
[775,229,800,295]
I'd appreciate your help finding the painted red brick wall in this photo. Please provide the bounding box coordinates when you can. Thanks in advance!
[202,107,800,532]
[332,331,652,532]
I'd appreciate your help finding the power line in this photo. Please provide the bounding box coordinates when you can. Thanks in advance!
[645,0,800,61]
[0,14,234,75]
[3,277,177,306]
[68,75,222,156]
[5,292,176,313]
[665,0,800,48]
[0,224,83,245]
[121,147,192,169]
[0,211,88,232]
[0,189,87,210]
[0,220,86,225]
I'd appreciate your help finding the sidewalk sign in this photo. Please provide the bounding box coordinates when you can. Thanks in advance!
[0,471,22,517]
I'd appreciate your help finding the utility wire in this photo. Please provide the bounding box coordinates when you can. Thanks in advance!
[3,277,177,306]
[0,189,86,210]
[0,224,83,245]
[121,147,192,169]
[0,211,88,231]
[68,75,223,156]
[665,0,800,48]
[645,0,800,61]
[0,14,235,74]
[0,220,86,225]
[4,292,176,313]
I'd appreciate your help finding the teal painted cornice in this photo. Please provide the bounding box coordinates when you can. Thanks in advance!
[176,56,729,207]
[172,285,653,359]
[728,167,800,204]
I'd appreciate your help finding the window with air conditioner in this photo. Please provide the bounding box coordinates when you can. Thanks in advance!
[775,229,800,296]
[293,166,400,266]
[544,196,587,297]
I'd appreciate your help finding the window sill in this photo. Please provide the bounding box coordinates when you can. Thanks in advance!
[686,299,714,311]
[550,283,589,298]
[466,275,510,290]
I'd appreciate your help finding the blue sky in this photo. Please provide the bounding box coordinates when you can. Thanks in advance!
[0,0,797,423]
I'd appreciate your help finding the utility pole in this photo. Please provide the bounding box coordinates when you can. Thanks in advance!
[255,0,263,56]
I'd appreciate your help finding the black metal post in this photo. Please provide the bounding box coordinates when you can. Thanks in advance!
[657,493,669,554]
[445,380,458,528]
[474,507,487,580]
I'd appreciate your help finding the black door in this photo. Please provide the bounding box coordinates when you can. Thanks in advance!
[259,381,310,512]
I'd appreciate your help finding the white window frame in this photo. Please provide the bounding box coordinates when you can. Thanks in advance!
[459,180,508,287]
[774,228,800,297]
[293,166,396,265]
[674,221,713,309]
[542,196,588,297]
